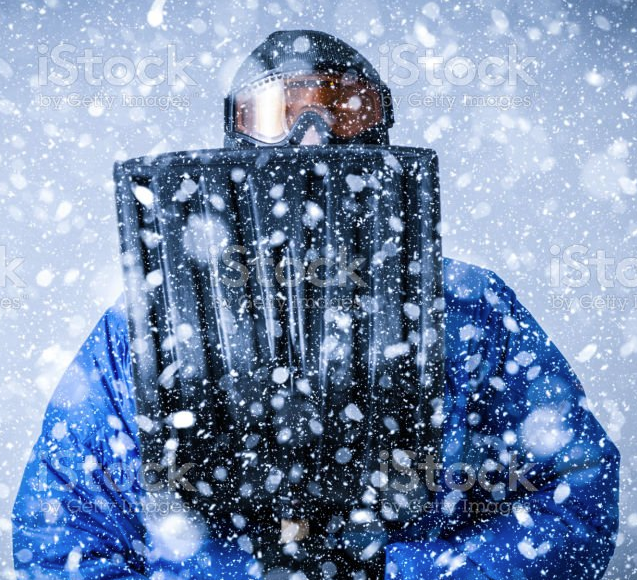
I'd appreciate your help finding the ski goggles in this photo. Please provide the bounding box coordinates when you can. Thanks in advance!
[227,72,391,144]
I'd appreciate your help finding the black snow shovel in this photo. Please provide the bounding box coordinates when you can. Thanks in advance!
[114,145,445,579]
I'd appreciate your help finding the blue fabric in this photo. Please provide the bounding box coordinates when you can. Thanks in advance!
[12,258,620,579]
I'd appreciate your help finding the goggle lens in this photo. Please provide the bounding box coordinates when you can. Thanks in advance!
[233,73,385,143]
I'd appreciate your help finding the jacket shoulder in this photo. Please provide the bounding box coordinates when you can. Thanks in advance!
[441,258,523,368]
[442,257,516,312]
[44,295,134,443]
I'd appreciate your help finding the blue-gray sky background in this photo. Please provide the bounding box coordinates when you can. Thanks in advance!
[0,0,635,576]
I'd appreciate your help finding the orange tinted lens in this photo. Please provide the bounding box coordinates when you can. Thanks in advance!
[329,84,383,138]
[234,73,384,142]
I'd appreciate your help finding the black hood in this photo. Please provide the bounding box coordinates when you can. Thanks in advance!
[224,29,394,148]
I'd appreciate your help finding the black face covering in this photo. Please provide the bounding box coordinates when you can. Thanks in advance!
[224,30,394,148]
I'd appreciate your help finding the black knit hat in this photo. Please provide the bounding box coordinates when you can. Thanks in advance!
[224,30,394,147]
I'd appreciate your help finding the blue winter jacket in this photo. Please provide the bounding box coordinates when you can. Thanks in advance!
[12,258,620,579]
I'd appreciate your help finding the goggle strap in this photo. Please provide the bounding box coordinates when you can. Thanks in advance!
[224,94,231,134]
[381,84,394,128]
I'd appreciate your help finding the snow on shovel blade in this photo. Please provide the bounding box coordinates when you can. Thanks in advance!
[114,145,444,558]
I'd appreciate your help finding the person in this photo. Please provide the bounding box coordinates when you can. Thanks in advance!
[13,30,619,580]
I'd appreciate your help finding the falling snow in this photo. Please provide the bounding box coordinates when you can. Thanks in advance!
[1,2,633,580]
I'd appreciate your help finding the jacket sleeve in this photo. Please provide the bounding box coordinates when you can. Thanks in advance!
[12,300,257,580]
[385,272,620,580]
[12,300,148,579]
